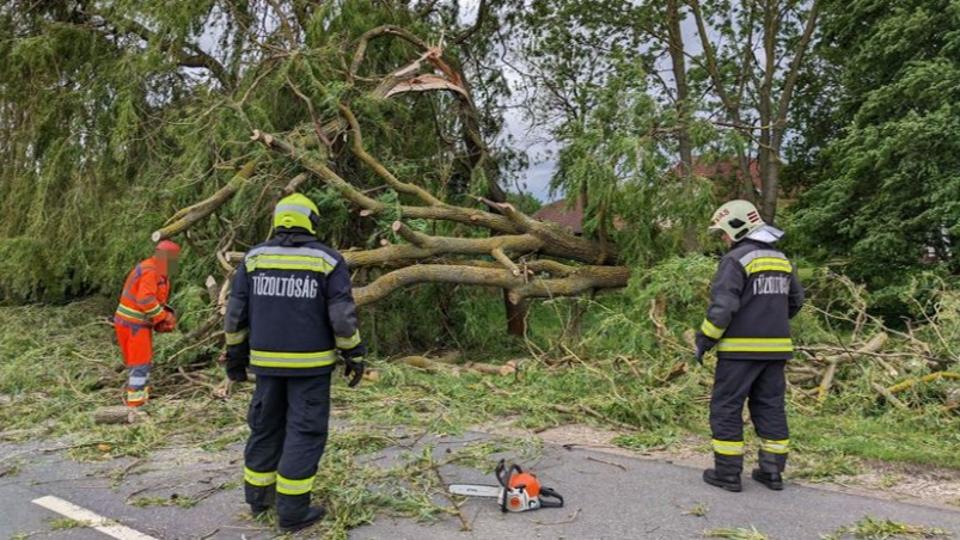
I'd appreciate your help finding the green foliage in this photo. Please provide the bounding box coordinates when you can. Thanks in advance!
[791,0,960,316]
[822,516,950,539]
[0,1,506,307]
[705,527,769,540]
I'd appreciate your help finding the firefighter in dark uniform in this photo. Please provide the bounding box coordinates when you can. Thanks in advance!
[695,200,804,492]
[223,193,365,531]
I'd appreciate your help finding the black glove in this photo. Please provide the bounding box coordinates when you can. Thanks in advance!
[342,356,364,387]
[224,344,249,382]
[694,332,718,365]
[340,343,366,387]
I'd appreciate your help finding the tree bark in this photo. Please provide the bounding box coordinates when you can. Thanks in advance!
[666,0,693,173]
[151,160,257,242]
[352,264,630,306]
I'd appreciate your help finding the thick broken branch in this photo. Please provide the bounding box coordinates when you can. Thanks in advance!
[492,201,618,264]
[353,263,629,306]
[816,333,888,404]
[349,25,431,79]
[340,105,442,206]
[152,160,257,242]
[251,129,524,234]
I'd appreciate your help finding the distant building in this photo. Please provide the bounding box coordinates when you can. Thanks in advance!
[533,157,761,234]
[532,197,586,235]
[672,157,763,194]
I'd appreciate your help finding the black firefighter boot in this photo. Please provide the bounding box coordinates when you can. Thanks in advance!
[245,483,275,516]
[752,451,786,491]
[703,453,743,492]
[277,493,325,532]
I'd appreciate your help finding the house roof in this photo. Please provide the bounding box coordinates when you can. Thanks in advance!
[533,157,760,233]
[532,197,584,234]
[675,157,762,190]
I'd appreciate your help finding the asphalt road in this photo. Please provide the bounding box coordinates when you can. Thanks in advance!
[3,434,960,539]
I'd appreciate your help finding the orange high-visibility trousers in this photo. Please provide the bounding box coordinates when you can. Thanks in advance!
[115,322,153,366]
[115,322,153,407]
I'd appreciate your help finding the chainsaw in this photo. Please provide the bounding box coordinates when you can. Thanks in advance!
[448,459,564,513]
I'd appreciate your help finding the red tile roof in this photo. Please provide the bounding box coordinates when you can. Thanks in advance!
[533,197,585,234]
[675,157,762,190]
[533,158,760,233]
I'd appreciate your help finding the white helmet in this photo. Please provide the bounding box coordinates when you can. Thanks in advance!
[709,200,765,241]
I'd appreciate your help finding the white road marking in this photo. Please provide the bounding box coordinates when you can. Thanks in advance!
[31,495,159,540]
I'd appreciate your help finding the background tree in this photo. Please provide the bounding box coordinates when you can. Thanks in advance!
[789,0,960,315]
[0,1,629,352]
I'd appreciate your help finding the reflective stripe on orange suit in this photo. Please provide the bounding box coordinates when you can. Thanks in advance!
[114,257,170,327]
[115,257,169,367]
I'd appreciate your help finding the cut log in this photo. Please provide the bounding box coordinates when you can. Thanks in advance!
[93,406,144,425]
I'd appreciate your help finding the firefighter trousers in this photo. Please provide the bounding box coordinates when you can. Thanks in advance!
[243,374,330,522]
[709,359,789,475]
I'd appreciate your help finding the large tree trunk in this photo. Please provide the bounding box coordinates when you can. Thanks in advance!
[666,0,693,173]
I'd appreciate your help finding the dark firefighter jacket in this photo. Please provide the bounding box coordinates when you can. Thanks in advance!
[699,239,805,360]
[223,232,363,377]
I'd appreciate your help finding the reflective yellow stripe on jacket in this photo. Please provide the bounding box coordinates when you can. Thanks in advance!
[245,246,338,274]
[225,329,249,346]
[335,330,362,350]
[250,349,337,369]
[115,304,149,323]
[744,258,793,275]
[700,319,725,340]
[717,337,793,353]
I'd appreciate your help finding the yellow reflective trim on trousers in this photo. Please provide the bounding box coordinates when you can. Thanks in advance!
[116,304,148,321]
[700,319,725,340]
[276,473,315,495]
[335,330,362,350]
[718,337,793,353]
[244,467,277,487]
[246,254,335,274]
[711,439,745,456]
[250,349,337,368]
[225,329,249,346]
[760,438,790,454]
[745,258,792,275]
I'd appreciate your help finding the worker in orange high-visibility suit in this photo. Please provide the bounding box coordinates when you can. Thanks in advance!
[114,240,181,407]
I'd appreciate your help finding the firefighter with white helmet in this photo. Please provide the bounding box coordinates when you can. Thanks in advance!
[696,200,805,492]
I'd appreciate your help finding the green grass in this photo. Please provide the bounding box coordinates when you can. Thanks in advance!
[48,518,88,530]
[3,296,960,537]
[705,526,769,540]
[822,516,951,539]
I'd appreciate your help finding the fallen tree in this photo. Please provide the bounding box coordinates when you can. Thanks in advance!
[156,24,629,346]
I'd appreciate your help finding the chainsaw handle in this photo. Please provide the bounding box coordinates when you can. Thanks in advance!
[539,487,564,508]
[495,459,523,488]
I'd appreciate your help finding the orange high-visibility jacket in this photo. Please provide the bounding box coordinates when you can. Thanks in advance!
[115,257,171,327]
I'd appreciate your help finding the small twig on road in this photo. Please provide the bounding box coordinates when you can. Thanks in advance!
[585,455,628,471]
[432,466,472,531]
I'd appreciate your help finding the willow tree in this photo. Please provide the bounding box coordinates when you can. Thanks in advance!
[0,1,628,345]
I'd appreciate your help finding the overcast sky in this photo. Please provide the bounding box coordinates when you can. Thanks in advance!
[458,0,710,202]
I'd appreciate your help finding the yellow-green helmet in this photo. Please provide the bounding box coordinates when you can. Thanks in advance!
[273,193,320,234]
[709,199,764,241]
